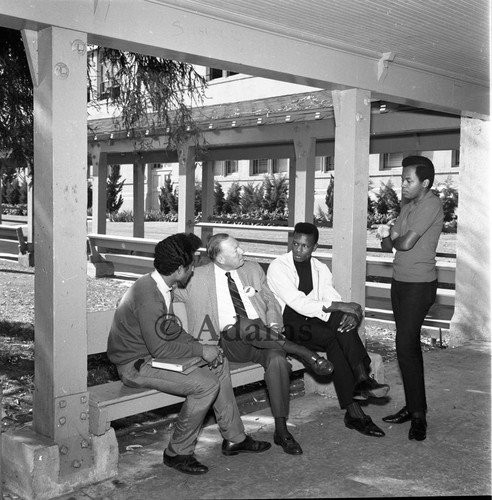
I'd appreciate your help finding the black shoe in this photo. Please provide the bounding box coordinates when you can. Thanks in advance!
[344,412,385,437]
[273,431,303,455]
[163,451,208,475]
[382,406,411,424]
[353,377,390,400]
[409,417,427,441]
[222,434,272,456]
[307,355,334,376]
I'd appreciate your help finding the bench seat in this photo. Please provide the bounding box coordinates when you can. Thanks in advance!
[89,358,306,436]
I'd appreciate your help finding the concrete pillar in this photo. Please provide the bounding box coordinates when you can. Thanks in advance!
[292,128,315,224]
[450,117,491,345]
[90,146,107,234]
[177,143,196,234]
[133,160,145,238]
[2,27,117,500]
[200,160,214,244]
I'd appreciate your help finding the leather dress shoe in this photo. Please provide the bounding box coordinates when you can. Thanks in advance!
[307,355,334,376]
[382,406,412,424]
[222,434,272,456]
[344,413,385,437]
[353,377,390,400]
[163,451,208,475]
[273,431,303,455]
[409,417,427,441]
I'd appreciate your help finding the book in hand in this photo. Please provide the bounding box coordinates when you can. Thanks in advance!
[151,356,206,374]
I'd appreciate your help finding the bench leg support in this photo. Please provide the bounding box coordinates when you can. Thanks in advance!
[87,261,115,278]
[2,426,118,500]
[304,352,385,398]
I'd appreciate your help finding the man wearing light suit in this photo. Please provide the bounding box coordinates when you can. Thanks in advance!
[174,233,333,455]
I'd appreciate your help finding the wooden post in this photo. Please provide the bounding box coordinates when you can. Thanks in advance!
[331,89,371,339]
[200,160,214,244]
[177,143,196,234]
[292,127,316,224]
[90,146,108,235]
[133,159,145,238]
[32,26,91,472]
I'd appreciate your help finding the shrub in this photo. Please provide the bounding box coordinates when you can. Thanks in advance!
[262,175,288,212]
[106,165,125,214]
[109,209,133,222]
[241,182,264,213]
[375,180,400,220]
[223,182,241,214]
[159,175,178,214]
[214,181,225,215]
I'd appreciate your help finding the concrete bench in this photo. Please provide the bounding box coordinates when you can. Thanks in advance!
[86,308,384,436]
[0,224,28,262]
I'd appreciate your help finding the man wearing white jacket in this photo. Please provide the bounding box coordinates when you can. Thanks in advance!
[267,222,389,438]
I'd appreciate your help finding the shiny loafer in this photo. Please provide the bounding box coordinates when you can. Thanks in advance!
[273,431,303,455]
[308,355,334,376]
[353,378,390,400]
[409,417,427,441]
[344,413,385,437]
[222,434,272,456]
[163,452,209,475]
[382,406,412,424]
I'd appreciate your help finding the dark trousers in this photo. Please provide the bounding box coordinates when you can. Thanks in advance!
[220,318,291,418]
[283,310,370,409]
[391,279,437,414]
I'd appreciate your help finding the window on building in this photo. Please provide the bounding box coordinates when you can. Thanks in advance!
[207,68,238,81]
[98,53,120,101]
[380,153,407,170]
[452,150,460,167]
[272,159,289,174]
[251,159,269,175]
[316,156,334,172]
[225,160,238,175]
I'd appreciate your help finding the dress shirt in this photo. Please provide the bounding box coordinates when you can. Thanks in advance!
[151,269,173,310]
[214,264,259,331]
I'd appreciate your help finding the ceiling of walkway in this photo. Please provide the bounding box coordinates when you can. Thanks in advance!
[0,0,489,116]
[171,0,489,87]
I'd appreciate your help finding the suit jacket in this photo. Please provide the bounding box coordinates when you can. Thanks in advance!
[174,261,283,343]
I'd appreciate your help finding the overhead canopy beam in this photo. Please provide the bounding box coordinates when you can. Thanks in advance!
[0,0,488,118]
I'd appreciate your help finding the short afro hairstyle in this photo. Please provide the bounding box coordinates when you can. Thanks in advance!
[402,155,435,189]
[154,233,201,276]
[293,222,319,244]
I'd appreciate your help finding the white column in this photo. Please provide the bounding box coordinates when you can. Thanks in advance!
[177,143,196,234]
[32,27,90,454]
[450,117,491,344]
[331,89,371,321]
[90,146,107,234]
[292,128,315,224]
[133,160,145,237]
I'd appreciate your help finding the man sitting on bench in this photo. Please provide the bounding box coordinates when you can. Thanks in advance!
[107,233,270,476]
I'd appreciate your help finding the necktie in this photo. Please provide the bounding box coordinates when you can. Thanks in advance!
[225,272,248,319]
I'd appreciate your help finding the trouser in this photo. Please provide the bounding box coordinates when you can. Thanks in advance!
[391,279,437,414]
[220,317,292,418]
[117,356,245,456]
[283,310,370,409]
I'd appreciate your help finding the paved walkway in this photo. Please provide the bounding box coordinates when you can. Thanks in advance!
[50,341,490,499]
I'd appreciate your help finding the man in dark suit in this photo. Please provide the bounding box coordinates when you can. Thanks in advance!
[174,233,333,456]
[107,233,270,475]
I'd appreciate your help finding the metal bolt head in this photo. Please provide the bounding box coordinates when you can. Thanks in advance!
[59,445,68,455]
[71,39,86,55]
[54,63,69,79]
[59,416,66,425]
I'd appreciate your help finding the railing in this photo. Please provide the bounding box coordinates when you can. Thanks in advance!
[87,231,455,330]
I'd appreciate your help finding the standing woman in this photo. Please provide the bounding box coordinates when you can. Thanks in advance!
[377,156,444,441]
